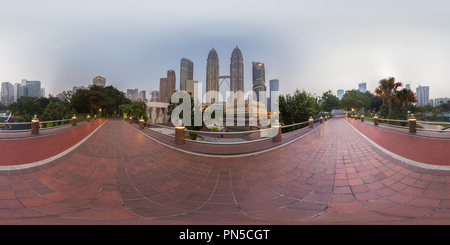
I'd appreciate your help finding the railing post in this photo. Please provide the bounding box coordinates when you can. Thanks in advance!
[31,115,39,135]
[273,120,282,142]
[324,116,328,121]
[72,114,77,126]
[374,114,378,126]
[175,126,185,145]
[409,114,416,133]
[129,116,133,124]
[139,118,145,129]
[320,116,323,123]
[361,115,364,122]
[309,116,314,128]
[87,115,91,122]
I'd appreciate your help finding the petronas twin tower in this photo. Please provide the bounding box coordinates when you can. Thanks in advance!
[206,46,244,104]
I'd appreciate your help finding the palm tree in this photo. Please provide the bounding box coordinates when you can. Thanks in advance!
[395,88,417,119]
[377,77,402,118]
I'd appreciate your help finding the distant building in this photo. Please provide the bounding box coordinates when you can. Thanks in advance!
[40,88,45,98]
[56,91,66,101]
[185,80,198,98]
[73,86,86,91]
[1,82,14,106]
[180,57,193,91]
[358,82,366,93]
[139,90,147,101]
[127,88,138,101]
[15,83,27,101]
[405,84,411,90]
[159,70,176,103]
[268,79,279,110]
[206,48,219,104]
[151,90,160,102]
[337,89,344,100]
[230,46,244,94]
[416,85,430,107]
[433,97,449,107]
[93,76,106,87]
[26,80,41,97]
[252,62,266,102]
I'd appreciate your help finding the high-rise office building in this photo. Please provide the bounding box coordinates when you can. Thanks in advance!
[252,62,266,102]
[206,48,219,104]
[93,76,106,87]
[337,89,344,100]
[40,88,45,98]
[151,90,160,102]
[416,85,430,107]
[185,80,198,98]
[358,82,366,93]
[230,46,244,94]
[127,88,139,101]
[267,79,279,110]
[139,90,146,101]
[1,82,14,106]
[167,70,176,102]
[180,57,193,92]
[160,78,168,103]
[26,80,41,97]
[405,84,411,90]
[159,70,176,103]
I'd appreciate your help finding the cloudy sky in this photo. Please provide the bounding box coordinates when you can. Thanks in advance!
[1,0,450,101]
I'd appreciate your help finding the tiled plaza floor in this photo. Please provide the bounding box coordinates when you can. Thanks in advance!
[1,117,450,225]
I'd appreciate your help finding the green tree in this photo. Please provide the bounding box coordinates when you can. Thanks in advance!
[341,90,370,114]
[320,90,340,115]
[279,88,321,126]
[395,88,417,119]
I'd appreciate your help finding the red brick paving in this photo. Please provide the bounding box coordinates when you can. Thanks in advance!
[0,118,107,166]
[0,117,450,225]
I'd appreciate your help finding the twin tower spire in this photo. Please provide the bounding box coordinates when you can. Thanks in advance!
[206,46,244,104]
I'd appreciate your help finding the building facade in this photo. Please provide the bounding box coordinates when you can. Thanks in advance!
[230,46,244,95]
[127,88,139,101]
[337,89,344,100]
[180,57,193,92]
[151,90,160,102]
[159,70,176,103]
[139,90,147,101]
[252,62,266,102]
[1,82,14,106]
[416,85,430,107]
[26,80,41,97]
[206,48,219,104]
[93,76,106,87]
[358,82,366,93]
[267,79,279,110]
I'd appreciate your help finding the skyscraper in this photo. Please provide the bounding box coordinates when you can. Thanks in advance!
[252,62,266,102]
[26,80,41,97]
[139,90,146,101]
[180,57,193,91]
[127,89,138,101]
[93,76,106,87]
[185,80,198,98]
[151,90,160,102]
[167,70,176,102]
[230,46,244,94]
[206,48,219,104]
[337,89,344,100]
[159,70,176,103]
[1,82,14,106]
[358,82,366,93]
[416,85,430,107]
[405,84,411,90]
[160,78,168,103]
[268,79,279,110]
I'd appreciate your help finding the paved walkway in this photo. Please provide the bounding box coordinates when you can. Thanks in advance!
[1,117,450,225]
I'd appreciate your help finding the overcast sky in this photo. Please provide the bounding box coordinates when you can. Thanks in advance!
[1,0,450,100]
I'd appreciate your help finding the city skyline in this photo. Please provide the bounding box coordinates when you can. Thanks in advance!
[1,1,450,100]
